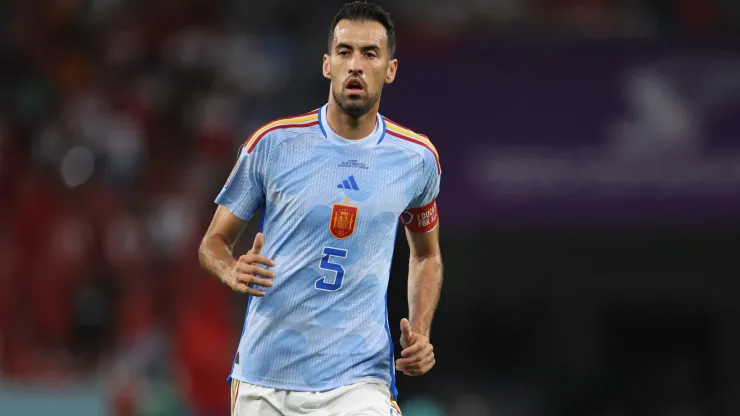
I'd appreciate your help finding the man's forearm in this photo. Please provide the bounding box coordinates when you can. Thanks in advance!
[407,254,443,337]
[198,234,238,285]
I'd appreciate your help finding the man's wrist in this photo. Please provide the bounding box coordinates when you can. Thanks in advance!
[220,259,238,286]
[411,322,430,338]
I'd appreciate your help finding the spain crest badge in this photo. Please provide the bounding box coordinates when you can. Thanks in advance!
[329,203,358,240]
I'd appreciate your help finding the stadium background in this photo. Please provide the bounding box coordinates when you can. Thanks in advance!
[2,0,740,415]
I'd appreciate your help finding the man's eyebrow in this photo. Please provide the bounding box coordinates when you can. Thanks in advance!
[335,43,381,52]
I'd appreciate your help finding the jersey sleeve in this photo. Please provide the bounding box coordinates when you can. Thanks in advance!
[402,150,441,233]
[214,140,269,222]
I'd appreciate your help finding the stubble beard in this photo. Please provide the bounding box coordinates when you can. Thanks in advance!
[332,87,379,118]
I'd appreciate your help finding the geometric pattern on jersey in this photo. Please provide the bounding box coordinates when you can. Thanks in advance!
[215,104,440,400]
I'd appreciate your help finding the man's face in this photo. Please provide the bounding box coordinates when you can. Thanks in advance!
[323,19,398,117]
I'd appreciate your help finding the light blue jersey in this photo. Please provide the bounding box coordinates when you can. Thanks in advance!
[215,104,441,399]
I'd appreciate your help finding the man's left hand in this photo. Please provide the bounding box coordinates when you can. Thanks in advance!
[395,318,435,376]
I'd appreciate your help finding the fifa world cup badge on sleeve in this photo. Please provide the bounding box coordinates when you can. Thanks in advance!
[401,200,438,233]
[329,203,358,239]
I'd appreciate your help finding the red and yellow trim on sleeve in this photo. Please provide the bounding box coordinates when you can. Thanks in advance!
[243,110,320,154]
[384,119,440,174]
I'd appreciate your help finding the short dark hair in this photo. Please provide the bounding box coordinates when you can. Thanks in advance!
[328,1,396,58]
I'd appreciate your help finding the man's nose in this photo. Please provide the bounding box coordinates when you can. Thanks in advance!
[348,54,364,75]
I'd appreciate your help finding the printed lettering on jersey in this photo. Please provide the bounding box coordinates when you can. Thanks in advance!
[329,203,358,239]
[401,200,438,233]
[338,159,369,170]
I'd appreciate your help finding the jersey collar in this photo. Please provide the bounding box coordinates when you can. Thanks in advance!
[318,104,387,148]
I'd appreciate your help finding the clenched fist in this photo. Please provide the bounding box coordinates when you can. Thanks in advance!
[225,232,276,296]
[395,318,435,376]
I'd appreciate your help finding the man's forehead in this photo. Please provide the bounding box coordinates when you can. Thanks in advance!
[332,20,387,48]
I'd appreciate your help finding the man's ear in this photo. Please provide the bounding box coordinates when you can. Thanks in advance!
[385,58,398,84]
[323,54,331,80]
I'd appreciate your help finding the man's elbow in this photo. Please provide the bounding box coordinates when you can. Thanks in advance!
[410,252,443,267]
[198,234,220,268]
[197,237,209,270]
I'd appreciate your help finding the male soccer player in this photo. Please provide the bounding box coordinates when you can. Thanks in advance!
[198,2,442,415]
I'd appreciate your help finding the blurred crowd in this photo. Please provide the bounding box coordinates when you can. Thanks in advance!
[1,0,738,415]
[1,1,305,414]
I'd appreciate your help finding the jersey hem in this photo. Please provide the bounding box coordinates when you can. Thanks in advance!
[230,373,391,394]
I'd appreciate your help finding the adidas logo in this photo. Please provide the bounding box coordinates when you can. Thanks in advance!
[337,175,359,190]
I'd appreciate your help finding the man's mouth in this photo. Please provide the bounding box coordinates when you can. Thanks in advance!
[346,79,364,92]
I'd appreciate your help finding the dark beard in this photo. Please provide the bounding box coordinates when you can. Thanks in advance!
[332,88,377,118]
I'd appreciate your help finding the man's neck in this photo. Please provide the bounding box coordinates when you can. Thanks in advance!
[326,100,378,140]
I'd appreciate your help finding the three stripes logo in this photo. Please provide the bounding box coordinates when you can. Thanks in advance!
[337,175,360,190]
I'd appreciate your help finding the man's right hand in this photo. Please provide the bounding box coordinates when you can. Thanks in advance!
[225,232,276,296]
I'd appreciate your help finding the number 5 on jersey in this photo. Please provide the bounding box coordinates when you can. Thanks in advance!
[316,247,348,291]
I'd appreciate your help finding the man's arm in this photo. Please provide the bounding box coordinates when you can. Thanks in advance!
[198,205,275,296]
[405,225,443,337]
[395,223,442,377]
[395,142,442,377]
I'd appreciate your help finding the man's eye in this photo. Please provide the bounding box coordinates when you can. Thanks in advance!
[365,52,377,58]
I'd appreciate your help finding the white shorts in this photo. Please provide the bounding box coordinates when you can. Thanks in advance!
[230,379,403,416]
